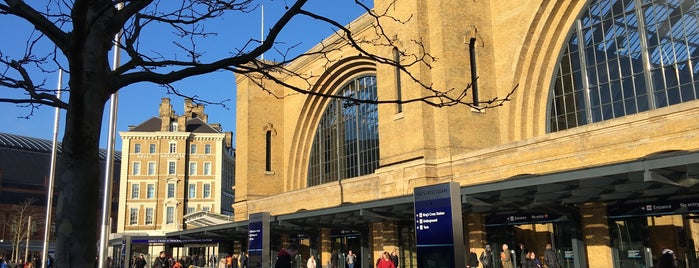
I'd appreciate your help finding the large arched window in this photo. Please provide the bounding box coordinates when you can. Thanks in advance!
[307,75,379,186]
[549,0,699,132]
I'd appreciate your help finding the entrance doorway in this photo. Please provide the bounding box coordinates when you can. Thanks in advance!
[486,221,577,268]
[611,214,699,268]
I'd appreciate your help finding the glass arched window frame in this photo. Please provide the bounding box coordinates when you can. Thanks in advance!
[548,0,699,132]
[307,75,379,186]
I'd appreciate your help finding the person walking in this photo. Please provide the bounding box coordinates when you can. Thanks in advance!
[239,252,248,268]
[658,248,678,268]
[519,243,528,268]
[133,255,147,268]
[152,251,169,268]
[501,244,514,268]
[306,255,317,268]
[480,244,493,268]
[543,244,559,268]
[376,252,395,268]
[346,250,357,268]
[466,248,479,268]
[274,244,299,268]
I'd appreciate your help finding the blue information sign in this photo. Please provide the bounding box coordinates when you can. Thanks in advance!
[248,213,268,268]
[413,182,464,268]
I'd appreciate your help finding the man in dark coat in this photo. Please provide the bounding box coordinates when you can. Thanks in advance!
[153,251,169,268]
[274,244,299,268]
[466,248,479,268]
[544,244,559,268]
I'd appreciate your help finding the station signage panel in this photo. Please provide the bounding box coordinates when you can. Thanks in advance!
[248,212,270,268]
[608,199,699,218]
[413,182,464,268]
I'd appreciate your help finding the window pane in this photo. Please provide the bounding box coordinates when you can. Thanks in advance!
[204,184,211,198]
[548,0,699,132]
[147,184,155,199]
[167,183,175,198]
[189,184,196,198]
[307,75,379,186]
[189,162,197,176]
[132,162,140,175]
[166,207,174,224]
[148,162,156,175]
[204,162,211,175]
[145,208,153,225]
[130,208,138,225]
[131,184,139,199]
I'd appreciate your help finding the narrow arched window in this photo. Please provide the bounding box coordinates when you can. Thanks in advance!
[265,130,272,172]
[393,47,403,113]
[307,75,380,186]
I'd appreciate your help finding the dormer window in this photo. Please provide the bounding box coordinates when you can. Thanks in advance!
[170,121,178,132]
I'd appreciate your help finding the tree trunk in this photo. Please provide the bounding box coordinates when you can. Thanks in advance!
[53,3,114,264]
[54,87,107,267]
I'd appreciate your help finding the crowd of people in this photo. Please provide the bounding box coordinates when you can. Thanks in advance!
[466,243,560,268]
[127,251,243,268]
[0,254,53,268]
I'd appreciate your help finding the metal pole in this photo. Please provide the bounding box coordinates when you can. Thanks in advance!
[25,216,31,264]
[98,3,123,268]
[41,69,63,268]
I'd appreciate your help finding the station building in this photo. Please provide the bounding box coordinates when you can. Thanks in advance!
[167,0,699,267]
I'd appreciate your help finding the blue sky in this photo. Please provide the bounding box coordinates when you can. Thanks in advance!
[0,0,370,149]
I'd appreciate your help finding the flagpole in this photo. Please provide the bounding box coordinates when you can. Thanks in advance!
[98,3,123,268]
[261,4,264,60]
[41,69,62,268]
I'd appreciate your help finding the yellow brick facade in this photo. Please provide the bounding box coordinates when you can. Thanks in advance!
[228,1,699,267]
[117,99,234,236]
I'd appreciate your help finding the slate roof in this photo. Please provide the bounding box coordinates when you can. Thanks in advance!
[128,117,221,133]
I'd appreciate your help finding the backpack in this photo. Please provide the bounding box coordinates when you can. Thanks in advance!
[480,252,491,266]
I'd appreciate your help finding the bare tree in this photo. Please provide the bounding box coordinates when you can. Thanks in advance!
[0,0,515,266]
[7,199,41,263]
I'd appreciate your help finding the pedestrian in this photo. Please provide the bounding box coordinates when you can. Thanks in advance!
[274,244,299,268]
[390,250,398,268]
[658,248,678,268]
[306,255,316,268]
[480,244,493,268]
[466,248,479,268]
[501,244,514,268]
[346,250,357,268]
[376,252,395,268]
[45,255,54,268]
[519,243,528,268]
[543,243,559,268]
[239,251,248,268]
[330,250,338,268]
[152,251,169,268]
[133,254,147,268]
[524,252,542,268]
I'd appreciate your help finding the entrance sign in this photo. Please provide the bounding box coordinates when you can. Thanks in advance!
[248,212,270,268]
[414,182,464,268]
